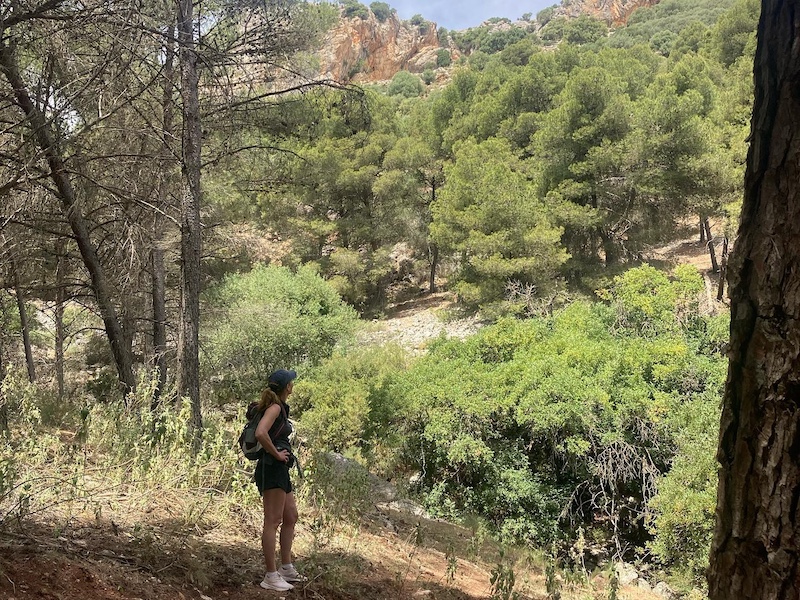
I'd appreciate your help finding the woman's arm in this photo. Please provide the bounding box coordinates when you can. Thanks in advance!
[255,404,289,462]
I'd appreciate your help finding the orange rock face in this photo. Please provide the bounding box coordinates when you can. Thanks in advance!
[557,0,661,26]
[319,11,444,82]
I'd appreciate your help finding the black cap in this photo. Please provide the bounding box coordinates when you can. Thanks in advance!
[268,369,297,392]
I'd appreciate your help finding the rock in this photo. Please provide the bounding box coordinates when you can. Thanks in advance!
[553,0,660,26]
[614,562,638,586]
[377,499,430,518]
[637,578,652,592]
[319,11,445,83]
[654,581,676,599]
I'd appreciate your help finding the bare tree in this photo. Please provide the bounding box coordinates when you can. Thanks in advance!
[708,2,800,598]
[176,0,203,449]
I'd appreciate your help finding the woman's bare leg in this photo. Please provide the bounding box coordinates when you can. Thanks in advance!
[279,492,298,565]
[262,488,286,572]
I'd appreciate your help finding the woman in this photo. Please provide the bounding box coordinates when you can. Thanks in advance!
[254,368,306,591]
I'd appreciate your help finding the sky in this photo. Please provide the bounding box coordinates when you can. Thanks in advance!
[387,0,559,30]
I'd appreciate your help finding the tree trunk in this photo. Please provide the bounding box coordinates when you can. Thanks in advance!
[716,237,729,302]
[11,257,35,383]
[708,2,800,598]
[151,22,175,411]
[0,334,7,435]
[700,214,706,243]
[599,228,618,265]
[429,242,438,294]
[704,217,719,272]
[55,238,66,401]
[177,0,203,451]
[0,40,136,396]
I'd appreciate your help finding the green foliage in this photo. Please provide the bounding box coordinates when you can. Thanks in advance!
[708,0,759,66]
[600,263,704,336]
[421,69,435,85]
[202,265,358,400]
[342,0,370,20]
[562,15,607,45]
[436,48,452,68]
[606,0,735,51]
[453,26,531,55]
[409,13,425,26]
[293,344,409,470]
[325,246,393,314]
[431,138,568,312]
[331,265,726,557]
[537,6,555,26]
[369,1,391,22]
[388,70,424,98]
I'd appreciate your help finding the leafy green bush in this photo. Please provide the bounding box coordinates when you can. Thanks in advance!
[202,264,358,400]
[293,344,409,471]
[387,70,424,98]
[348,266,725,557]
[436,48,452,68]
[369,1,391,22]
[342,0,369,20]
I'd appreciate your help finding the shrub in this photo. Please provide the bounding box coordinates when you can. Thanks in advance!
[436,48,452,68]
[369,1,391,21]
[536,6,555,26]
[293,344,409,471]
[342,0,369,20]
[381,280,724,552]
[202,264,358,400]
[387,70,424,98]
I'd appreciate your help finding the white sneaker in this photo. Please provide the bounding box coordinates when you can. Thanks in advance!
[260,572,294,591]
[278,564,308,583]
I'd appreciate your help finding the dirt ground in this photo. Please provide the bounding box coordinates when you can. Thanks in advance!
[0,506,521,600]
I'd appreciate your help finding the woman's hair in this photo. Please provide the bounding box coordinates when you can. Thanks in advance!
[257,383,281,412]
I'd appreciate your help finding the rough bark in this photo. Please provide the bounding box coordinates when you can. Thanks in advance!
[708,1,800,598]
[177,0,203,450]
[0,40,136,396]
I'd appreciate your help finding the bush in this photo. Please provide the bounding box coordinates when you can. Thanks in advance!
[436,48,452,68]
[293,344,409,471]
[421,69,435,85]
[369,1,391,22]
[202,264,358,400]
[387,70,424,98]
[377,273,724,553]
[342,0,369,20]
[536,6,555,25]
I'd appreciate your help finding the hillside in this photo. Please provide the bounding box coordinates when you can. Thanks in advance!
[317,0,661,83]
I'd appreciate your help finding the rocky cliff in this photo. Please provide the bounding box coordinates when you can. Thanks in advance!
[555,0,660,26]
[318,11,450,83]
[317,0,659,84]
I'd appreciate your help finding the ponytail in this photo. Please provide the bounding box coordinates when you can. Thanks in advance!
[257,384,280,412]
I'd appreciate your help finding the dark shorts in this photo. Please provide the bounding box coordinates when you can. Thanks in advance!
[255,458,292,495]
